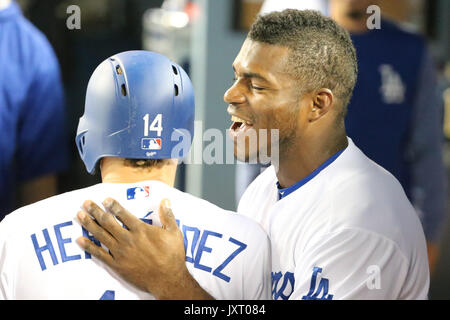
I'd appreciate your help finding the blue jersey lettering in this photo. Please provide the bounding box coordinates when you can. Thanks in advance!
[194,230,222,272]
[302,267,333,300]
[54,221,81,263]
[31,228,59,271]
[212,237,247,282]
[272,271,295,300]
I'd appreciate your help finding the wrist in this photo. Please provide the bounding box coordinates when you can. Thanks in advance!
[155,268,214,300]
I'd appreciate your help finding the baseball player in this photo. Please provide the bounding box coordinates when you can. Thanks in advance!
[0,51,271,300]
[233,10,429,300]
[76,10,429,300]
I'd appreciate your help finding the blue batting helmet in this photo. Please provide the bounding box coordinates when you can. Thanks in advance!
[76,50,195,174]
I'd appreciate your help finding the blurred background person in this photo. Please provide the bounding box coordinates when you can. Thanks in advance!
[0,0,69,220]
[329,0,446,276]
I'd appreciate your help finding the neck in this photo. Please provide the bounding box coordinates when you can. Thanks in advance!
[274,130,348,189]
[101,158,177,187]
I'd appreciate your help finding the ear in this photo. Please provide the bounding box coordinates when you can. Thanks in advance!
[308,89,334,122]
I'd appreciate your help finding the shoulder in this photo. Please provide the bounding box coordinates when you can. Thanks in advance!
[237,165,278,224]
[164,186,269,242]
[329,139,408,202]
[354,19,426,63]
[239,166,276,204]
[378,19,426,49]
[325,141,425,247]
[8,14,59,74]
[15,13,53,50]
[1,185,102,229]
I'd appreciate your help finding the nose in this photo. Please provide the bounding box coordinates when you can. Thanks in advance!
[224,81,246,105]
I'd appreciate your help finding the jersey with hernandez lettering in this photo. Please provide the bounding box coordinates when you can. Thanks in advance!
[0,180,271,300]
[238,138,429,300]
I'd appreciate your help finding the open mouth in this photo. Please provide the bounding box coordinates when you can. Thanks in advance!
[229,115,254,140]
[231,115,253,130]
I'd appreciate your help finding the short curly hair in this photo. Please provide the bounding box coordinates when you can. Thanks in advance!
[248,9,358,112]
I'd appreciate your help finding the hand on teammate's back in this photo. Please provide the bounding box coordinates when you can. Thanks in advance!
[76,198,214,300]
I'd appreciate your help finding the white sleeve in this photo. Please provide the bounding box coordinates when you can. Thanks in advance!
[237,166,273,217]
[237,182,254,217]
[289,228,422,300]
[246,232,272,300]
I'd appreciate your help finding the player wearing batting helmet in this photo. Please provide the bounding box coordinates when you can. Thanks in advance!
[0,51,271,300]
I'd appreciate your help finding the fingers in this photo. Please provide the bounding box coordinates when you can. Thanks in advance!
[76,210,116,249]
[82,200,126,240]
[103,198,143,231]
[159,199,178,231]
[76,236,115,266]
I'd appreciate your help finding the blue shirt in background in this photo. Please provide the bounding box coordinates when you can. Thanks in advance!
[346,19,447,242]
[0,1,68,219]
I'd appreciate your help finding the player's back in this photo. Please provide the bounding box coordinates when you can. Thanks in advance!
[0,180,271,300]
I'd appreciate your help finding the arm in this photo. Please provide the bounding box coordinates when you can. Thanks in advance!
[242,226,272,300]
[406,47,447,274]
[76,198,214,300]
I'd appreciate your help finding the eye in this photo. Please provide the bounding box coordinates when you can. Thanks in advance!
[251,84,265,91]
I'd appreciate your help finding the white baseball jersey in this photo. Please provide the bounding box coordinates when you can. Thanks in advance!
[238,138,429,300]
[0,180,271,300]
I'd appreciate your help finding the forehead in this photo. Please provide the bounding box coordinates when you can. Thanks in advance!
[233,39,291,80]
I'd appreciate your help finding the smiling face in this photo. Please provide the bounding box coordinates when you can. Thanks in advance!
[224,39,311,163]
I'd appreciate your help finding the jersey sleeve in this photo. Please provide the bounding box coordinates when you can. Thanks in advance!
[289,228,427,300]
[16,41,69,182]
[245,231,272,300]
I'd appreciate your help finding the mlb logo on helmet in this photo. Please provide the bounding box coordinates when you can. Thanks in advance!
[141,138,162,150]
[127,186,150,200]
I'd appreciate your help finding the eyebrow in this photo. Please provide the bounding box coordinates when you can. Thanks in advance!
[233,65,269,83]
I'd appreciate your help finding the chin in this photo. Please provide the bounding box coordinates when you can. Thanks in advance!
[233,147,254,163]
[233,145,270,165]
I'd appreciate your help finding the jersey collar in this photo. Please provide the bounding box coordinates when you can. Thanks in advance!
[276,147,346,200]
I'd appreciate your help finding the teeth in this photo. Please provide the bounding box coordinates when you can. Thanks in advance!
[231,115,252,126]
[231,115,245,123]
